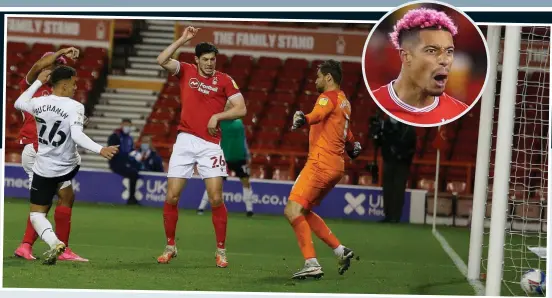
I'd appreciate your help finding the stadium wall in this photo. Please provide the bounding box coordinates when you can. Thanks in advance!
[4,164,428,224]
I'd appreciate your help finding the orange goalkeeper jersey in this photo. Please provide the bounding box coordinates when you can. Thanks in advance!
[304,89,355,172]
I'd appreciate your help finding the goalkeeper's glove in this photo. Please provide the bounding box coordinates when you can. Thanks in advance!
[291,111,306,130]
[347,141,362,159]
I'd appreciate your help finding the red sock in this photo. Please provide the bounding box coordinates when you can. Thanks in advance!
[54,205,72,246]
[22,216,39,245]
[163,202,178,246]
[211,203,228,249]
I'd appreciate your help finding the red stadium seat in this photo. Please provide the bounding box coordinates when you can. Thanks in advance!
[279,68,306,82]
[250,68,278,80]
[83,47,108,59]
[248,79,274,92]
[7,41,29,54]
[31,43,56,54]
[257,56,282,69]
[268,92,296,105]
[283,58,308,71]
[229,54,254,69]
[244,90,269,103]
[275,80,301,93]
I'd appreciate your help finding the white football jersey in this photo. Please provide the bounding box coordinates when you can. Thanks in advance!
[16,94,85,178]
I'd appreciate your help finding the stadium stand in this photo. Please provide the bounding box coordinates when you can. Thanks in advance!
[9,19,546,211]
[5,41,109,163]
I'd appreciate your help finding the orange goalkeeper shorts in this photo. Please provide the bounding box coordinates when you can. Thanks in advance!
[289,160,344,210]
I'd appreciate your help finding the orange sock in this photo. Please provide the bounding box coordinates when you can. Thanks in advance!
[305,212,340,249]
[291,216,316,260]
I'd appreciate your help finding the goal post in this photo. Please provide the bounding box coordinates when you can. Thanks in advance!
[485,25,522,296]
[467,24,550,296]
[467,24,502,282]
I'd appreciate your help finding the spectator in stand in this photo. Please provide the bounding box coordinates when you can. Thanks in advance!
[129,135,164,173]
[107,118,140,205]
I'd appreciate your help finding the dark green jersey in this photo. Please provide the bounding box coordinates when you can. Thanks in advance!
[220,119,249,162]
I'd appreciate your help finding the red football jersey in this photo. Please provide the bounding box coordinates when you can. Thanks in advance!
[174,62,241,144]
[372,81,469,125]
[18,78,53,151]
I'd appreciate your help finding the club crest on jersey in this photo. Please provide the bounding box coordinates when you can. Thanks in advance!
[189,78,219,95]
[318,97,329,106]
[213,77,218,85]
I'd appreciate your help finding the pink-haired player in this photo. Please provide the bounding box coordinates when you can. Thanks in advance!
[371,8,468,125]
[13,48,89,262]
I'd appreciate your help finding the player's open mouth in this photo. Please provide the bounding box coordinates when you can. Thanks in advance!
[433,74,448,87]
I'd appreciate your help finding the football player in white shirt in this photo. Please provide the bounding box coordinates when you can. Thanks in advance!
[14,66,120,265]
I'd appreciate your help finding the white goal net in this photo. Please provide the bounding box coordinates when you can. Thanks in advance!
[480,26,549,296]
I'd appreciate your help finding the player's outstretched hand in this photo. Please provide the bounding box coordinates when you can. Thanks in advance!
[207,115,220,137]
[291,111,306,131]
[347,141,362,160]
[37,69,52,84]
[100,145,120,160]
[59,47,80,60]
[180,26,200,43]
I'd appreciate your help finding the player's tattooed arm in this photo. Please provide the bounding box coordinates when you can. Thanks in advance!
[26,47,78,84]
[157,26,200,75]
[14,70,51,113]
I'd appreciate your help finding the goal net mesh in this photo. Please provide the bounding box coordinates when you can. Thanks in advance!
[482,26,549,296]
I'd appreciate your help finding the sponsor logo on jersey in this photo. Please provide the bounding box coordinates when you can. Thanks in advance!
[189,77,219,95]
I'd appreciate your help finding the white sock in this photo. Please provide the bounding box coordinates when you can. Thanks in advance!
[305,258,320,267]
[198,191,209,210]
[243,187,253,212]
[29,212,62,249]
[333,245,345,257]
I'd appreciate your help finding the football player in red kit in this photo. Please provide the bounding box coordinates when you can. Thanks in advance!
[155,26,247,267]
[13,47,89,262]
[370,8,468,126]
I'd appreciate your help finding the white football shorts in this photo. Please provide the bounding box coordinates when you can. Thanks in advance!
[168,132,228,179]
[22,143,71,190]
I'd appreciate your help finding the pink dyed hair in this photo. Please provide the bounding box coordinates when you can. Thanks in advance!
[388,8,458,49]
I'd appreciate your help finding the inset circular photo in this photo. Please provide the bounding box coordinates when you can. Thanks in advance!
[362,1,489,127]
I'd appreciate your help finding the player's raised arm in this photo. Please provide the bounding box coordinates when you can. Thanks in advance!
[26,47,78,84]
[157,26,200,75]
[69,104,119,159]
[291,96,335,130]
[14,69,52,113]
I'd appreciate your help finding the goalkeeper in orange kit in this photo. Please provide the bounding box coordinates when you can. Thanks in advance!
[284,59,362,280]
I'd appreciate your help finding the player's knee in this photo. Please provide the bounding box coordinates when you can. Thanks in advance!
[209,194,224,207]
[284,201,302,222]
[166,190,180,205]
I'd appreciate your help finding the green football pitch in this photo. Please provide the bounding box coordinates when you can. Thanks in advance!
[0,197,526,295]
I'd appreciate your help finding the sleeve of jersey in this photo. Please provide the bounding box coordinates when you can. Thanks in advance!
[69,104,103,154]
[305,95,335,125]
[173,62,190,78]
[18,78,30,93]
[14,80,41,113]
[345,128,356,150]
[225,76,242,100]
